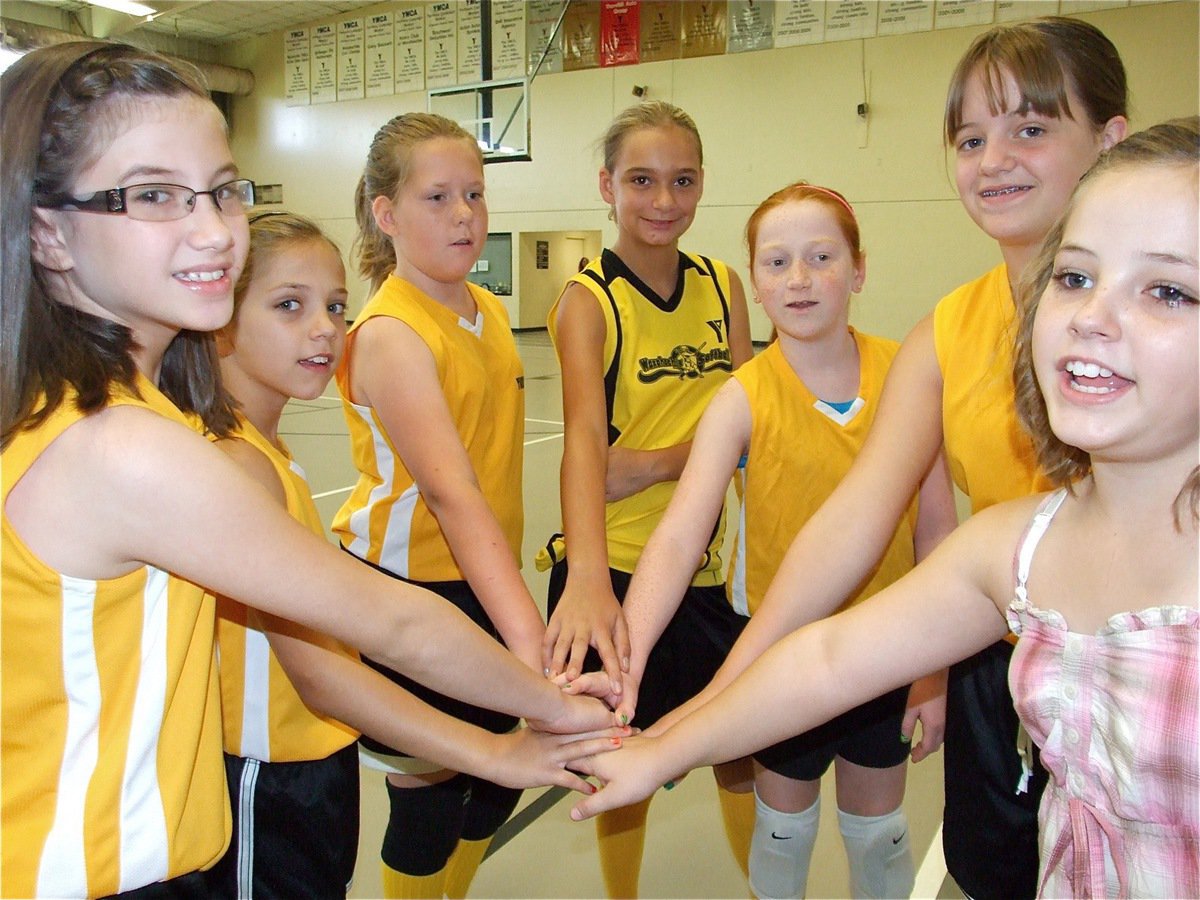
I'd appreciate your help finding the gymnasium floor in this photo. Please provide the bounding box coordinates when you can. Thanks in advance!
[282,330,960,899]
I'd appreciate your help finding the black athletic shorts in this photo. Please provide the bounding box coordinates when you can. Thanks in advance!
[943,640,1046,900]
[102,871,210,900]
[201,743,360,899]
[753,682,911,780]
[343,548,519,755]
[547,558,748,728]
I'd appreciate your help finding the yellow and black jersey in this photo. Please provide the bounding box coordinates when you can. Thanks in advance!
[549,249,736,584]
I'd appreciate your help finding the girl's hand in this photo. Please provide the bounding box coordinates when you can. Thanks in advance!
[901,668,948,763]
[528,689,621,735]
[486,726,629,792]
[561,670,639,727]
[569,734,682,820]
[543,582,630,690]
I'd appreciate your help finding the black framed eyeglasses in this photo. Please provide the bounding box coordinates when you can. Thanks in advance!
[36,179,256,222]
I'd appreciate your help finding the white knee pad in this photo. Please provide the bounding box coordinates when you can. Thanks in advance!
[837,806,914,900]
[748,790,820,900]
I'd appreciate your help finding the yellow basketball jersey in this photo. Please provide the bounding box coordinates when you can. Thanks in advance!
[728,333,919,616]
[1,378,228,898]
[214,415,358,763]
[933,265,1052,513]
[333,277,525,580]
[548,250,735,584]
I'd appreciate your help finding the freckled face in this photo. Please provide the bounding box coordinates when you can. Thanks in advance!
[751,199,864,344]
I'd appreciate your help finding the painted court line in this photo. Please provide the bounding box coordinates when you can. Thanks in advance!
[312,423,563,500]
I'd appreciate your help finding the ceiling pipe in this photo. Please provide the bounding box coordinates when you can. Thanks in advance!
[0,17,255,95]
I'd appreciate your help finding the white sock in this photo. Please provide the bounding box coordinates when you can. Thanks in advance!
[748,789,820,900]
[837,806,914,899]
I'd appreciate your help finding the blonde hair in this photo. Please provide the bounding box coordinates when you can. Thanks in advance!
[600,100,703,172]
[354,112,482,291]
[1013,117,1200,526]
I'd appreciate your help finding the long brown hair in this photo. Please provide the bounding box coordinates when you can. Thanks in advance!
[1013,117,1200,526]
[1,42,238,447]
[944,17,1127,146]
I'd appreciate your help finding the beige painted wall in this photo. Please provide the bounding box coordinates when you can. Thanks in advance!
[222,1,1198,339]
[518,231,603,329]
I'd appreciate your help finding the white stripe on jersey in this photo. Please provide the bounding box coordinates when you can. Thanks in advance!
[37,576,101,898]
[119,566,170,891]
[344,400,416,578]
[730,469,750,618]
[241,628,273,760]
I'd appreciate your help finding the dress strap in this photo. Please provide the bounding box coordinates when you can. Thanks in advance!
[1013,488,1068,604]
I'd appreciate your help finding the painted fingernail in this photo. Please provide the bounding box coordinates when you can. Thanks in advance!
[900,733,912,744]
[664,780,675,791]
[610,737,622,746]
[620,714,629,725]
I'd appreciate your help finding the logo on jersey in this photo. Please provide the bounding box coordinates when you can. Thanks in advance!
[637,343,731,382]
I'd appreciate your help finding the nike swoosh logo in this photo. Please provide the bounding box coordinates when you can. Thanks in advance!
[892,832,906,845]
[771,832,793,840]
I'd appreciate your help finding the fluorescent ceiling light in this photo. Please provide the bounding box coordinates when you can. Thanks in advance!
[87,0,158,16]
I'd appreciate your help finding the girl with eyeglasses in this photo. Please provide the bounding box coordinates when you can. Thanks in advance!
[0,42,619,900]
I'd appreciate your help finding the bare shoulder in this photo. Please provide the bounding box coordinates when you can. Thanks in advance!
[949,493,1055,601]
[215,437,287,506]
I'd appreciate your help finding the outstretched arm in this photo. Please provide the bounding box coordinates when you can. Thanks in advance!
[901,448,957,761]
[615,379,750,722]
[214,435,624,790]
[650,316,948,733]
[8,405,616,736]
[572,501,1025,820]
[545,283,630,688]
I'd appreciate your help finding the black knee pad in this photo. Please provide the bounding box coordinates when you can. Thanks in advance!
[381,775,470,875]
[461,778,523,842]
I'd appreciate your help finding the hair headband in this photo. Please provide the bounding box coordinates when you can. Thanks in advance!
[805,185,858,226]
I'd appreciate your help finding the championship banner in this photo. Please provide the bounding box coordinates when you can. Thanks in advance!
[601,0,640,67]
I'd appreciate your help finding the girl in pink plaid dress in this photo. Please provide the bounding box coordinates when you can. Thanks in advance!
[571,118,1199,899]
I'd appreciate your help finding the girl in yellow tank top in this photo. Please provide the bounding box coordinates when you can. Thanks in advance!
[334,113,558,900]
[545,101,753,897]
[581,183,957,899]
[1,44,618,900]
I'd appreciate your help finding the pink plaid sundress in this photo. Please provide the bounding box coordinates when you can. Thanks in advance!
[1007,489,1199,899]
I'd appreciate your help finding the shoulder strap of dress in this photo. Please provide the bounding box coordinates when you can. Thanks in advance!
[1013,488,1069,603]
